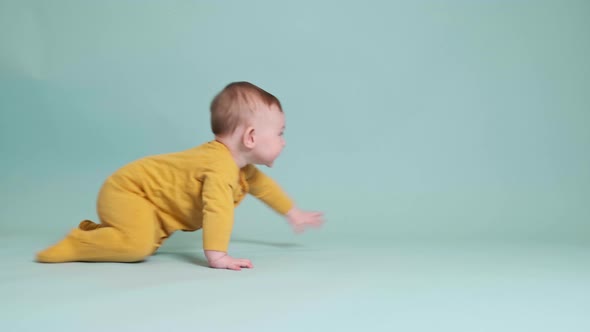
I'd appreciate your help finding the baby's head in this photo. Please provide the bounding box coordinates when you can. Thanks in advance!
[210,82,286,167]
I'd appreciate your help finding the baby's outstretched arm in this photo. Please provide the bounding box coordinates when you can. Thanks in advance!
[286,207,325,233]
[242,165,325,233]
[205,250,253,271]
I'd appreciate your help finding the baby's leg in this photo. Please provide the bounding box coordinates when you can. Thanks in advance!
[36,183,160,263]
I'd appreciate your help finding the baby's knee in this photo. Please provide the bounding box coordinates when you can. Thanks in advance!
[122,236,156,262]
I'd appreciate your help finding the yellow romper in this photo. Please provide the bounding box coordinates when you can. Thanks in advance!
[36,140,293,262]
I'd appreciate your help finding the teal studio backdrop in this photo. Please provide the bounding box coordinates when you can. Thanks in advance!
[1,1,590,332]
[1,0,588,245]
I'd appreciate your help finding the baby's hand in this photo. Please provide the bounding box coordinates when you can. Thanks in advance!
[205,251,253,271]
[286,207,325,233]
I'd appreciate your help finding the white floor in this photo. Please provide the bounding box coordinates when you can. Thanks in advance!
[2,232,589,332]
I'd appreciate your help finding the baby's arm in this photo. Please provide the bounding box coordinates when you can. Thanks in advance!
[242,164,293,214]
[243,165,324,232]
[201,173,253,271]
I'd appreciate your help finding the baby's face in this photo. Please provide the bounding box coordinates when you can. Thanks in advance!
[252,104,286,167]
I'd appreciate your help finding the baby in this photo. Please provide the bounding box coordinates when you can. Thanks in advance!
[36,81,324,271]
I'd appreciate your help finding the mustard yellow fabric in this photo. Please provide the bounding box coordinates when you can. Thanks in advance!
[36,140,293,263]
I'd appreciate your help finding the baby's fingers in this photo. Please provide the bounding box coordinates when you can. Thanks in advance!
[308,214,325,225]
[309,220,324,228]
[228,264,242,271]
[238,259,253,268]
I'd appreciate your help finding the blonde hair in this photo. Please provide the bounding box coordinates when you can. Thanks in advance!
[210,81,283,136]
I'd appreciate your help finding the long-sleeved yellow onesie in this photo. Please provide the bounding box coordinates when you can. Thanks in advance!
[36,140,293,263]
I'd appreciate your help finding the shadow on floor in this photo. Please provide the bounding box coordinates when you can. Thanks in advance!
[155,238,304,266]
[155,251,210,267]
[232,238,303,248]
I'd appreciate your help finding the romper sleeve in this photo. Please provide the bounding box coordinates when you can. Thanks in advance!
[201,173,235,252]
[242,164,294,215]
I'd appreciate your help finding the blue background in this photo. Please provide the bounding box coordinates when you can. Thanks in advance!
[2,0,588,245]
[1,1,590,332]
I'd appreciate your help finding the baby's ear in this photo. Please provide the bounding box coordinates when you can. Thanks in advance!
[243,127,256,148]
